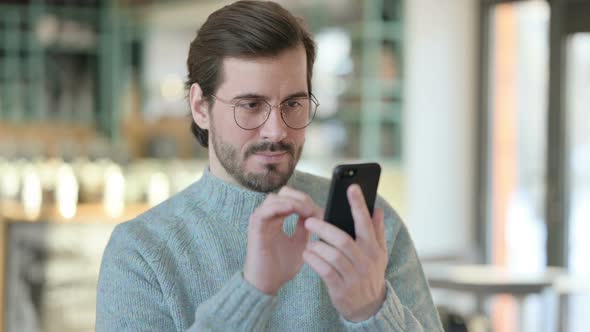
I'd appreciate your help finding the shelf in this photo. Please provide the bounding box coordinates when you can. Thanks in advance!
[0,2,142,140]
[341,82,403,101]
[0,4,100,20]
[345,21,403,42]
[44,44,98,55]
[0,44,98,54]
[317,105,402,124]
[292,0,405,161]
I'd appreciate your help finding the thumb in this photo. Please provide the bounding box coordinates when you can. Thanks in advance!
[293,216,311,245]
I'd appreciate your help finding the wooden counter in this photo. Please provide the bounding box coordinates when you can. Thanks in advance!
[0,200,150,332]
[0,200,149,225]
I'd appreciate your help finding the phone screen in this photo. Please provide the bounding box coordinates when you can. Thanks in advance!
[323,163,381,239]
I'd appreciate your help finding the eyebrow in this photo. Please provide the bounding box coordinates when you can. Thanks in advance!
[231,91,309,102]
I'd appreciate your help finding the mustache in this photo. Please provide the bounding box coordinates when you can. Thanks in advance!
[245,141,295,159]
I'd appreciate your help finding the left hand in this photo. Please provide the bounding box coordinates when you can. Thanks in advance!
[303,184,388,322]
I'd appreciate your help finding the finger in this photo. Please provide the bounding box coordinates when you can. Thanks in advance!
[347,184,375,242]
[306,240,355,279]
[372,208,387,251]
[279,186,323,219]
[250,196,311,230]
[316,206,325,219]
[292,217,311,245]
[278,186,309,201]
[262,195,313,219]
[304,217,364,265]
[303,249,344,288]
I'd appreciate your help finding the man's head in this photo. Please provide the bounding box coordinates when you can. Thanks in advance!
[187,0,317,192]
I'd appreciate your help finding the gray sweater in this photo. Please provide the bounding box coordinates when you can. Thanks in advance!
[96,168,442,331]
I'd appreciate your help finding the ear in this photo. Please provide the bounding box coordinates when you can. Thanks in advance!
[189,83,210,130]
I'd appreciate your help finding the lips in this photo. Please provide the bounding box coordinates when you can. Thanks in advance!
[253,151,288,163]
[256,151,287,157]
[245,142,295,159]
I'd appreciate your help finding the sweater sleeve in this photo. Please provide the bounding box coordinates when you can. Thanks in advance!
[189,272,278,331]
[96,225,176,331]
[339,207,444,331]
[96,224,279,332]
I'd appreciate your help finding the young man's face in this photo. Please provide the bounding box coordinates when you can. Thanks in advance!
[207,44,308,192]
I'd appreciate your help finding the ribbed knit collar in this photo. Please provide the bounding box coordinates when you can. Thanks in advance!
[189,167,298,227]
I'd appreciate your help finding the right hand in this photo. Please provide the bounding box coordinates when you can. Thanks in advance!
[243,186,322,295]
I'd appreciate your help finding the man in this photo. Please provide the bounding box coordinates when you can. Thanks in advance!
[96,1,442,331]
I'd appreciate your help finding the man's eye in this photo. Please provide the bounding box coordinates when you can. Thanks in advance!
[238,100,262,110]
[285,100,303,108]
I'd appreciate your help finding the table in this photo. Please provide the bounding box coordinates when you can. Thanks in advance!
[554,275,590,331]
[424,264,563,332]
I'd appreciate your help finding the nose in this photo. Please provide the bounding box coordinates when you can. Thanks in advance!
[259,106,288,142]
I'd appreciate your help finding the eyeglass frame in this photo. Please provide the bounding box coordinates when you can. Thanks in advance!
[208,93,319,130]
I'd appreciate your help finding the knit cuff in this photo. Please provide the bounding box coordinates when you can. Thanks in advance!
[339,281,404,331]
[195,271,278,330]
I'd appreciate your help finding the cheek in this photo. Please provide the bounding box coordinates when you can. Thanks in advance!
[212,112,245,141]
[219,124,257,153]
[292,130,306,145]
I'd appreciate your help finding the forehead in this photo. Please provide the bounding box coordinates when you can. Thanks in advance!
[217,44,308,97]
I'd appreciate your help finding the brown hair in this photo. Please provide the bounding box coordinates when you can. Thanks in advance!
[186,0,317,147]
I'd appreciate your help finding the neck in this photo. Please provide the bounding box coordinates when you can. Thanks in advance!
[189,167,267,229]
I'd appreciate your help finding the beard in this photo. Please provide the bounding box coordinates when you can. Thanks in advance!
[210,127,303,193]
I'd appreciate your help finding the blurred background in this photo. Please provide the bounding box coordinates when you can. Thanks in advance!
[0,0,588,331]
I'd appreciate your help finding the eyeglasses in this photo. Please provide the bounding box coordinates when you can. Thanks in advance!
[209,94,319,130]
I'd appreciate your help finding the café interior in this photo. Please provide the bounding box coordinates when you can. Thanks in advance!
[0,0,589,331]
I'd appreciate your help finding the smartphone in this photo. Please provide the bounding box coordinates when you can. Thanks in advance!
[323,162,381,239]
